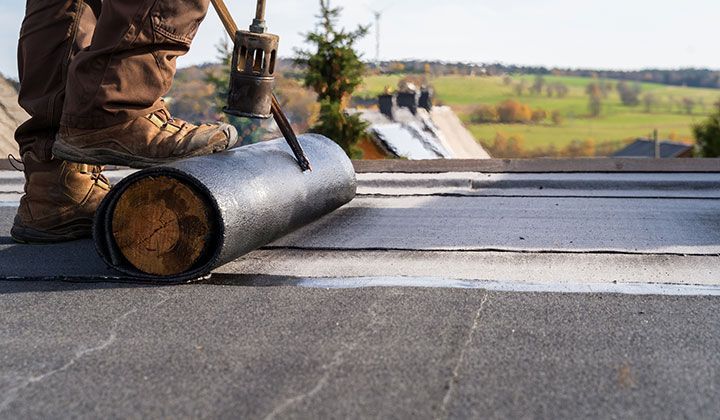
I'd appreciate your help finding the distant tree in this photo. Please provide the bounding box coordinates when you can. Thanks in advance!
[167,70,216,123]
[488,132,525,158]
[543,143,559,157]
[579,139,595,157]
[554,83,569,98]
[605,81,615,95]
[206,39,264,145]
[514,80,528,96]
[424,63,432,77]
[531,109,548,124]
[274,75,320,134]
[586,83,603,117]
[642,93,658,113]
[496,99,532,123]
[682,97,696,115]
[295,0,370,158]
[471,104,499,123]
[599,80,613,98]
[698,98,707,114]
[617,81,642,106]
[673,98,684,114]
[546,85,554,97]
[551,110,564,126]
[388,62,406,74]
[531,75,545,95]
[694,103,720,157]
[563,139,595,157]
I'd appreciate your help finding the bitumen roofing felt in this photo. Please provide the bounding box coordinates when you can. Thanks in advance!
[2,170,720,284]
[1,166,719,418]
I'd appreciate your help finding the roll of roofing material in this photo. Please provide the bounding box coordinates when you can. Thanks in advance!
[93,134,356,282]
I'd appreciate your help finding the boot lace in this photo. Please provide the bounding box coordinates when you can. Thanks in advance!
[154,108,188,131]
[89,166,110,187]
[77,163,110,187]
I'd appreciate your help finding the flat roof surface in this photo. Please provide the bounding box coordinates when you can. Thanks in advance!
[1,165,719,417]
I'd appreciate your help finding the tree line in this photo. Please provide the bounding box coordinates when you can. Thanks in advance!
[368,61,720,90]
[583,79,712,117]
[485,133,626,158]
[471,99,563,126]
[505,75,570,98]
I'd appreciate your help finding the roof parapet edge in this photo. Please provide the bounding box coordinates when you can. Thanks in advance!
[352,158,720,173]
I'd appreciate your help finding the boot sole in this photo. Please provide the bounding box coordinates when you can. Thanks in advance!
[53,138,223,169]
[11,220,93,244]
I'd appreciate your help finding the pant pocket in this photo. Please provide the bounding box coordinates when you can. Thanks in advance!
[149,0,207,45]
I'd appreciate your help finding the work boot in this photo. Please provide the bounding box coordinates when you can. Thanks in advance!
[53,107,239,168]
[11,152,111,244]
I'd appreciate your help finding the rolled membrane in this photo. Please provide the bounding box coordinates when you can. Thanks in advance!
[94,134,357,282]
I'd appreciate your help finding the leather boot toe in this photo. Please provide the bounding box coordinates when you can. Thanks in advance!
[53,107,239,168]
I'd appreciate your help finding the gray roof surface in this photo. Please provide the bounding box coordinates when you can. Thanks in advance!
[1,167,719,418]
[1,284,718,419]
[613,139,693,158]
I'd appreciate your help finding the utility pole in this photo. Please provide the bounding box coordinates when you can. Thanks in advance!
[373,10,381,67]
[654,128,660,159]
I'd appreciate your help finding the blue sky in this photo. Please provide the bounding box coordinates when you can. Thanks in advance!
[2,0,719,79]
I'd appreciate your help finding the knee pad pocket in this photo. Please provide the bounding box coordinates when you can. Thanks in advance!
[150,0,206,45]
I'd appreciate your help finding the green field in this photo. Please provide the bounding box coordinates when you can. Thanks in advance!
[357,74,720,156]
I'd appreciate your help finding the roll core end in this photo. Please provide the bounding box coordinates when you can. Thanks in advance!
[111,176,213,276]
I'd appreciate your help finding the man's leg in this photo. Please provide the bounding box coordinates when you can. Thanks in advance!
[12,0,110,244]
[16,0,101,159]
[54,0,238,168]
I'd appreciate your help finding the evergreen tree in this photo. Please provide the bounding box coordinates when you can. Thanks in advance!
[694,103,720,157]
[295,0,370,158]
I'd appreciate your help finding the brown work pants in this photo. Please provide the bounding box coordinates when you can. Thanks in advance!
[16,0,210,160]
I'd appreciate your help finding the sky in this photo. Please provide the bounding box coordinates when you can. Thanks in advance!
[1,0,719,79]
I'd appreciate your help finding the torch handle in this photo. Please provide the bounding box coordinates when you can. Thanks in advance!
[271,95,313,172]
[210,0,238,35]
[255,0,267,21]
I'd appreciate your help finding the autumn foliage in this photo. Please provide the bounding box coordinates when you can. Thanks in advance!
[485,132,609,158]
[497,100,533,123]
[471,100,559,125]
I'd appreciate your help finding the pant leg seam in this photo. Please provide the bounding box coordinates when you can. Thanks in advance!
[41,1,85,159]
[62,0,159,129]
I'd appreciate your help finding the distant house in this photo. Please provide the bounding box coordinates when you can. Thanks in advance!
[351,84,491,160]
[612,139,694,158]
